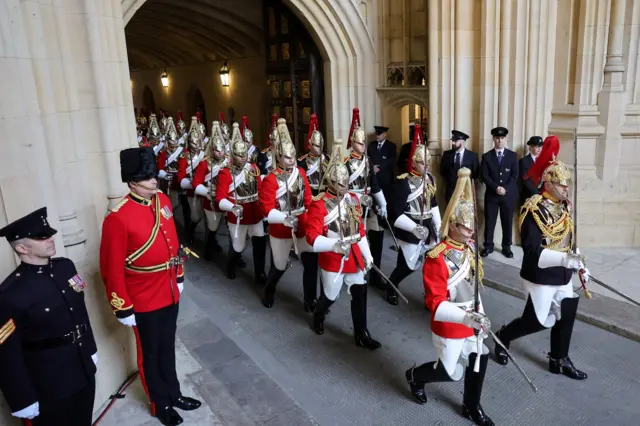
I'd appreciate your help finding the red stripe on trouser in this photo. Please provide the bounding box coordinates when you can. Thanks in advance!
[24,420,32,426]
[133,326,156,416]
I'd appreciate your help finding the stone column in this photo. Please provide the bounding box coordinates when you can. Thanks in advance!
[595,0,626,181]
[427,0,440,149]
[454,0,474,135]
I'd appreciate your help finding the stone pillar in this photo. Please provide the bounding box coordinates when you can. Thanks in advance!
[454,0,474,135]
[427,0,440,149]
[595,0,626,181]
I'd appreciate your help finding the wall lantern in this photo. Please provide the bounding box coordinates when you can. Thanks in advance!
[160,69,169,87]
[219,61,230,87]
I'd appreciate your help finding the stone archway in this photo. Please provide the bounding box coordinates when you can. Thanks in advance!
[121,0,377,144]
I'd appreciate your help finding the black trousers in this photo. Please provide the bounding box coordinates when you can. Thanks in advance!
[26,376,95,426]
[134,303,181,412]
[483,198,515,249]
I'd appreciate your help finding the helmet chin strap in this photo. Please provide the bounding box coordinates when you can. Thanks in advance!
[548,182,569,201]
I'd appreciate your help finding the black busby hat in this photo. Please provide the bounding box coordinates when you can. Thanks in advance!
[451,130,469,141]
[527,136,543,146]
[120,147,158,183]
[0,207,57,243]
[491,126,509,137]
[374,126,389,135]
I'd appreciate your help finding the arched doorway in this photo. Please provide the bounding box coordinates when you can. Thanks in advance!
[188,87,207,134]
[122,0,377,145]
[142,85,156,114]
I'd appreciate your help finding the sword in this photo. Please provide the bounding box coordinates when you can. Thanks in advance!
[284,167,299,255]
[369,263,409,304]
[489,329,537,393]
[585,275,640,307]
[572,128,592,300]
[383,216,400,251]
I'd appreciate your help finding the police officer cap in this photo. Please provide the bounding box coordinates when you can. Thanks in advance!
[0,207,57,243]
[120,147,158,183]
[451,130,469,141]
[527,136,543,146]
[491,126,509,137]
[374,126,389,135]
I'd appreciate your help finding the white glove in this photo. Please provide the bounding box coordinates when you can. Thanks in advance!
[463,311,491,332]
[412,225,429,240]
[178,283,184,294]
[283,215,298,230]
[561,253,583,270]
[231,205,243,218]
[158,169,167,179]
[118,315,137,327]
[12,402,39,419]
[579,266,590,284]
[377,205,387,218]
[91,352,98,366]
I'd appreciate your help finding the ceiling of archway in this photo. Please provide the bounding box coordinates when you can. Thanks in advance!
[125,0,265,70]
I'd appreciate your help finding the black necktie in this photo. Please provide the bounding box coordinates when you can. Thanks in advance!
[454,152,461,168]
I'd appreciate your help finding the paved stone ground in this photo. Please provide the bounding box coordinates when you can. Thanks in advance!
[98,223,640,425]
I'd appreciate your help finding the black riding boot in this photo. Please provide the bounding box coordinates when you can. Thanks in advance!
[180,193,191,235]
[350,285,381,350]
[549,296,587,380]
[494,296,546,365]
[252,236,268,286]
[367,230,385,289]
[406,360,453,404]
[387,249,413,305]
[262,267,286,308]
[204,231,221,261]
[226,246,238,279]
[312,293,335,335]
[462,353,494,426]
[301,252,319,312]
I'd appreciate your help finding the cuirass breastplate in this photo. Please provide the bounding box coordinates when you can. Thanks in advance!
[276,172,306,214]
[165,151,180,174]
[324,196,361,240]
[347,156,370,193]
[206,158,228,196]
[249,149,259,164]
[444,246,475,303]
[233,166,258,202]
[264,150,275,173]
[305,155,326,189]
[405,175,432,219]
[539,198,573,250]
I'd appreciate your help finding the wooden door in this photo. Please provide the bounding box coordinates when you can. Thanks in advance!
[263,0,325,153]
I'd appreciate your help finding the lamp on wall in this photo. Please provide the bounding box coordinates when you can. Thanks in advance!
[219,61,230,87]
[160,69,169,87]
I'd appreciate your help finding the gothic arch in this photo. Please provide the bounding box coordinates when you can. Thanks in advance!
[121,0,377,143]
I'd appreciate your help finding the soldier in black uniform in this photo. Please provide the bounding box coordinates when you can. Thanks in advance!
[440,130,480,203]
[368,125,397,189]
[519,136,543,205]
[0,207,97,426]
[480,126,519,258]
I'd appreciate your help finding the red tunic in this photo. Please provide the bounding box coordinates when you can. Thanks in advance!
[99,191,183,315]
[423,239,475,339]
[215,164,263,225]
[157,150,181,191]
[260,167,313,239]
[305,192,366,273]
[191,159,221,212]
[177,156,195,197]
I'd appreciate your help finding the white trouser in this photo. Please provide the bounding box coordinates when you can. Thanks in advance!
[204,210,223,232]
[320,269,365,301]
[269,236,312,270]
[432,333,490,381]
[365,214,382,232]
[522,278,578,328]
[187,196,202,222]
[399,241,423,271]
[227,222,265,252]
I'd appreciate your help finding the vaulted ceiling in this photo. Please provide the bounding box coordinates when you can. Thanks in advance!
[125,0,265,70]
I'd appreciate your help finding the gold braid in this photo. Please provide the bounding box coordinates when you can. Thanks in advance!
[519,196,574,252]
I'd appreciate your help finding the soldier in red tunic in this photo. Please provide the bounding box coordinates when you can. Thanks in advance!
[405,168,494,426]
[260,119,315,310]
[177,116,207,243]
[192,121,229,260]
[99,147,201,426]
[215,123,267,284]
[258,114,279,176]
[240,116,260,164]
[156,117,185,197]
[306,139,381,349]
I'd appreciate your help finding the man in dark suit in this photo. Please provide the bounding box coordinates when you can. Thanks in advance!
[397,123,415,174]
[368,126,397,188]
[481,126,519,258]
[519,136,543,205]
[439,130,480,203]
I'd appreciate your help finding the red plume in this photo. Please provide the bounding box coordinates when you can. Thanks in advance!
[140,136,150,147]
[177,111,183,121]
[407,124,423,173]
[196,112,202,123]
[347,108,360,149]
[267,113,278,146]
[218,112,226,124]
[524,135,560,187]
[240,116,250,142]
[306,114,319,151]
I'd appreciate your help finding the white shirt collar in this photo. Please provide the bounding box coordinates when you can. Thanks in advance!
[495,148,504,155]
[531,154,537,162]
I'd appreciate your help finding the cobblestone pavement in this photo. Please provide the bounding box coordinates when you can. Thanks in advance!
[99,225,640,425]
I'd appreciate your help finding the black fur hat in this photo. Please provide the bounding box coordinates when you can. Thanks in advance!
[120,147,158,183]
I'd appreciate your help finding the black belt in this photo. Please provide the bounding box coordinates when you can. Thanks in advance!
[23,324,88,351]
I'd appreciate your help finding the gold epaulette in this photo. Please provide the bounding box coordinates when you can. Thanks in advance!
[518,194,544,231]
[427,241,447,259]
[396,173,409,180]
[312,192,326,202]
[110,197,129,213]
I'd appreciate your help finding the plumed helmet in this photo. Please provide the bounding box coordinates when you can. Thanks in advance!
[407,124,430,173]
[186,116,204,154]
[306,114,324,151]
[230,122,247,158]
[440,168,475,237]
[524,136,570,187]
[347,108,366,149]
[322,139,350,192]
